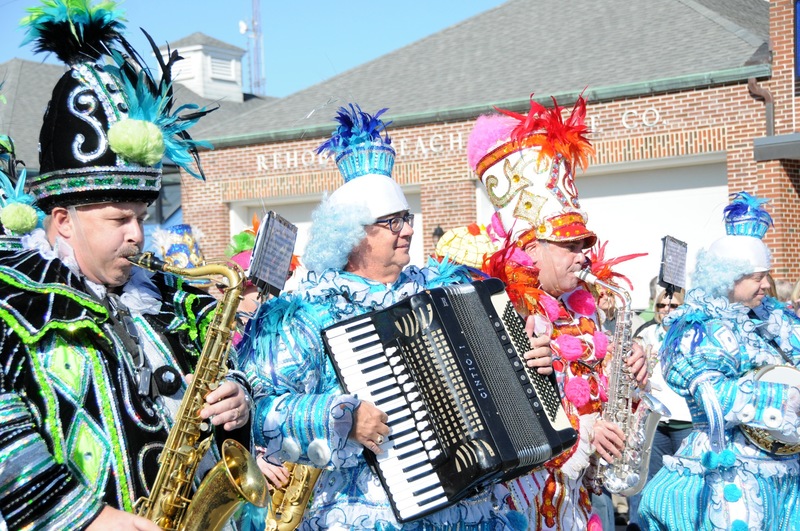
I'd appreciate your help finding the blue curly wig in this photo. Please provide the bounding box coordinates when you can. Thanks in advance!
[302,194,374,274]
[690,247,760,299]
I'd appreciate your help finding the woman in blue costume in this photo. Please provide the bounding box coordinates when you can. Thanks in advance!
[638,192,800,531]
[238,105,549,531]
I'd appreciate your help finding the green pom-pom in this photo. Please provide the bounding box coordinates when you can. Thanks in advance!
[1,203,39,234]
[108,119,165,166]
[225,231,256,257]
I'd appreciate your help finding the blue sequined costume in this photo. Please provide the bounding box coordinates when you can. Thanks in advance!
[239,261,518,531]
[639,289,800,530]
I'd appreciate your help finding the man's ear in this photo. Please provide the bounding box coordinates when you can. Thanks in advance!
[49,207,73,240]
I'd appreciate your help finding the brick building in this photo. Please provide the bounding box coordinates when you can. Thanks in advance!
[182,0,798,308]
[2,0,797,309]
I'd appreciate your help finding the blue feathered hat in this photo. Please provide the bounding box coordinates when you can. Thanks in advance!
[21,0,214,213]
[723,191,772,238]
[304,104,409,273]
[316,104,408,220]
[691,191,772,297]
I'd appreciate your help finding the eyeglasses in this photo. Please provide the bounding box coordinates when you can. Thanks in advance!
[374,213,414,234]
[656,303,679,309]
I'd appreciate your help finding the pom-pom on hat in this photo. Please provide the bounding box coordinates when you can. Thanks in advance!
[0,134,44,249]
[21,0,214,213]
[317,104,408,220]
[225,214,260,275]
[468,94,596,248]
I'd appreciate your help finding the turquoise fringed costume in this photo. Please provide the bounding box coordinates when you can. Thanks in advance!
[0,234,218,529]
[639,192,800,530]
[638,290,800,530]
[239,260,517,530]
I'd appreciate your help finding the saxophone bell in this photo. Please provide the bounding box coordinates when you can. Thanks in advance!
[182,440,270,531]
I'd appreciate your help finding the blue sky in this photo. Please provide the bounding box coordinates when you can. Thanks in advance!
[0,0,506,97]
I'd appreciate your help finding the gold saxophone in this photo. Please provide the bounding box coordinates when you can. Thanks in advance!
[129,253,270,531]
[576,268,670,497]
[265,462,323,531]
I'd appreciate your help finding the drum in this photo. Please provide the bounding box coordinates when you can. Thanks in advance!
[740,365,800,456]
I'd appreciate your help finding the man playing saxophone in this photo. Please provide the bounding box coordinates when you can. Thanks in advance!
[0,3,251,529]
[237,103,553,530]
[468,94,649,530]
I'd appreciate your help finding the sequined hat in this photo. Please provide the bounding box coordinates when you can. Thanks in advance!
[467,94,596,248]
[708,192,772,274]
[22,0,213,213]
[317,104,408,219]
[434,223,498,269]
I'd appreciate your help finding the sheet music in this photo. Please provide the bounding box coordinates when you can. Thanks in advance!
[659,235,687,291]
[249,211,298,296]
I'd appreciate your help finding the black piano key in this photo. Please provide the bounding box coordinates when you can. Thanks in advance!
[415,492,447,508]
[406,469,432,483]
[413,483,442,497]
[359,351,387,365]
[389,427,416,441]
[394,437,419,451]
[366,373,395,387]
[363,362,390,374]
[343,319,374,334]
[385,404,408,418]
[402,459,430,474]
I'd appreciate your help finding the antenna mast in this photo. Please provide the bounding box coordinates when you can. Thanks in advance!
[251,0,265,96]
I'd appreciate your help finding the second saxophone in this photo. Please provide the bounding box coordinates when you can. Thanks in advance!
[576,268,671,496]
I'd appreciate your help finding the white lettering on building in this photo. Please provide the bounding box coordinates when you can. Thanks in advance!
[621,108,662,130]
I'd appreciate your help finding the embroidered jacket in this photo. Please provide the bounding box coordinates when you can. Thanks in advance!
[0,248,216,530]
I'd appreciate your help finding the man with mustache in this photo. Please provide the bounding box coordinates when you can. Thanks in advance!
[0,3,249,529]
[238,104,553,530]
[468,94,648,530]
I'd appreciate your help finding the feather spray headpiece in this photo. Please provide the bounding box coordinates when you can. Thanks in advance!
[21,0,126,63]
[317,104,395,182]
[494,92,595,174]
[0,136,44,237]
[586,240,647,290]
[722,191,773,239]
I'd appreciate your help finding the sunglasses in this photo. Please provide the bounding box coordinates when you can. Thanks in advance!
[656,303,679,309]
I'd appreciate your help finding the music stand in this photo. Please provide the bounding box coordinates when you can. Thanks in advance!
[658,235,687,298]
[248,211,298,298]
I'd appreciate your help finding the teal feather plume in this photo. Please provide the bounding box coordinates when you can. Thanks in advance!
[21,0,126,63]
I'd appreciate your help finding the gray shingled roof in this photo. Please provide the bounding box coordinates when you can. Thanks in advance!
[0,58,272,172]
[168,32,245,54]
[0,59,66,171]
[203,0,770,145]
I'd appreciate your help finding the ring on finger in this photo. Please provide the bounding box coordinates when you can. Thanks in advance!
[376,435,384,445]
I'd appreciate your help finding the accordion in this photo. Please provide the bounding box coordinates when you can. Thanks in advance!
[322,278,577,522]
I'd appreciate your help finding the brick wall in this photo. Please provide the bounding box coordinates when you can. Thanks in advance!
[184,0,800,281]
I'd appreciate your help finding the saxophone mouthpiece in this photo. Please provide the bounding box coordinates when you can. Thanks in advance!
[127,252,168,272]
[575,268,599,285]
